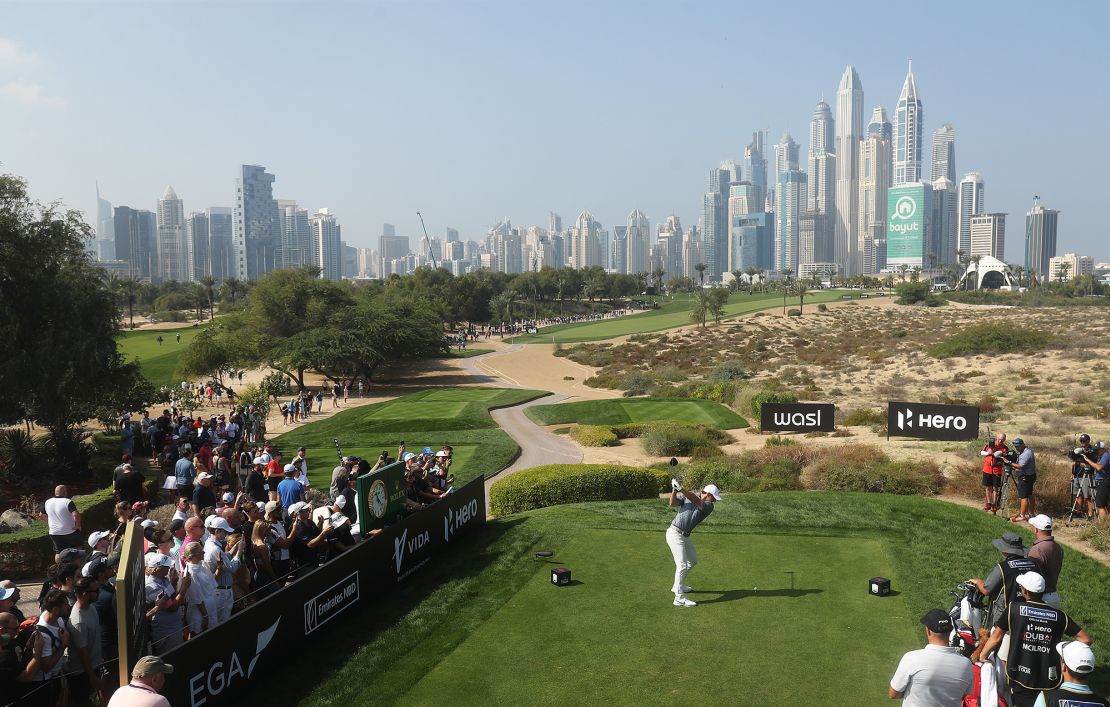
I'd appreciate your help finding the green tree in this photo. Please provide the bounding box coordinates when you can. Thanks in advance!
[694,262,707,287]
[795,283,809,314]
[690,288,709,328]
[200,275,218,320]
[708,287,730,323]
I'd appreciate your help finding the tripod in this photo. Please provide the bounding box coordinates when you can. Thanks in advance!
[996,465,1019,517]
[1067,470,1096,523]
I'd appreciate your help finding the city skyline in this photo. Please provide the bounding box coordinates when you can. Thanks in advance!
[1,2,1107,262]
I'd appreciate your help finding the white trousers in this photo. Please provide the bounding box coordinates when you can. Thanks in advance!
[214,587,234,624]
[666,526,697,598]
[187,600,216,634]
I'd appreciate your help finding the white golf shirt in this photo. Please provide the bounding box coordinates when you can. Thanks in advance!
[890,644,973,707]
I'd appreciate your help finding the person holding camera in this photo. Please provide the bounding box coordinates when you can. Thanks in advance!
[1086,441,1110,520]
[980,432,1009,513]
[1070,434,1097,521]
[1007,438,1037,522]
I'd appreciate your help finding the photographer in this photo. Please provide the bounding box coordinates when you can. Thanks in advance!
[1086,441,1110,520]
[980,432,1009,513]
[1007,438,1036,522]
[1070,434,1097,521]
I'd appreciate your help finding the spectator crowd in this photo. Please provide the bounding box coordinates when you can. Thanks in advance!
[1,400,461,707]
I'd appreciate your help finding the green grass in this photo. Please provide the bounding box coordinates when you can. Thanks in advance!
[525,397,748,429]
[511,290,870,343]
[117,327,200,387]
[441,348,494,358]
[272,492,1110,705]
[268,388,548,486]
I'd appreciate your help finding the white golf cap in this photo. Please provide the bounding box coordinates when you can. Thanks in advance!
[435,450,449,457]
[196,472,213,481]
[1057,640,1096,674]
[288,502,308,515]
[329,512,350,528]
[205,516,234,533]
[0,586,14,601]
[221,492,235,503]
[1028,514,1053,531]
[253,457,265,465]
[1015,571,1046,594]
[87,530,111,548]
[140,519,159,528]
[144,553,174,569]
[255,501,267,511]
[283,463,295,473]
[333,495,347,509]
[703,484,723,501]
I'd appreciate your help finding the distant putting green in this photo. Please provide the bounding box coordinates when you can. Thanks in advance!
[275,491,1110,705]
[269,388,548,486]
[117,327,200,387]
[511,290,875,343]
[525,398,748,429]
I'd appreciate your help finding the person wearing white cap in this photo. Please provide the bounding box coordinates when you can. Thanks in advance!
[143,553,185,652]
[191,472,217,517]
[203,516,241,625]
[88,530,112,559]
[1033,641,1106,707]
[1027,515,1064,609]
[980,571,1091,707]
[665,480,722,607]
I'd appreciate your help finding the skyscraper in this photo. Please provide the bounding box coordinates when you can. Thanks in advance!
[95,183,114,261]
[931,124,956,183]
[835,65,864,274]
[234,165,279,280]
[775,133,800,182]
[1025,202,1059,281]
[312,208,342,280]
[568,211,603,269]
[807,100,836,265]
[744,132,768,210]
[656,214,683,281]
[379,233,409,277]
[957,172,985,257]
[157,186,190,282]
[893,61,923,185]
[276,200,312,269]
[186,212,210,280]
[702,163,736,281]
[970,213,1006,260]
[776,170,807,273]
[113,206,157,280]
[930,177,957,267]
[858,107,892,274]
[445,227,459,243]
[549,212,562,236]
[626,209,651,275]
[207,207,234,281]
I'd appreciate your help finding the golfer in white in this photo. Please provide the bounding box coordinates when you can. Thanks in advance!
[666,481,721,607]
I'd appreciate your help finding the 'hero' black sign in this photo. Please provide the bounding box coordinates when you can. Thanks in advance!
[887,401,979,441]
[760,403,836,432]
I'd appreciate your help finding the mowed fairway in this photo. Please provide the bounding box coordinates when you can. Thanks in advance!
[269,388,548,486]
[281,493,1110,706]
[117,328,199,387]
[511,290,874,343]
[525,397,748,429]
[400,531,905,705]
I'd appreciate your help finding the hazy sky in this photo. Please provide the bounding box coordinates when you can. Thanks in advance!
[2,0,1107,260]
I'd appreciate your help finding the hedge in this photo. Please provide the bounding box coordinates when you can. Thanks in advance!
[570,425,619,447]
[489,464,668,516]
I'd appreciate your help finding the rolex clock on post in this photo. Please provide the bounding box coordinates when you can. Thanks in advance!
[370,479,388,520]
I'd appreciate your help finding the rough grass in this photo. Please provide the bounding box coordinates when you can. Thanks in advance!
[525,398,747,429]
[927,322,1056,358]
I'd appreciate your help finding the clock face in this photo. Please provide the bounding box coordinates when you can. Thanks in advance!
[370,479,388,518]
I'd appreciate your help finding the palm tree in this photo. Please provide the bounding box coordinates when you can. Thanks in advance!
[694,262,707,287]
[1055,261,1071,283]
[199,276,218,320]
[897,263,909,283]
[795,282,809,315]
[910,267,921,283]
[781,269,793,314]
[970,254,983,290]
[743,267,758,294]
[690,287,709,328]
[122,276,139,329]
[191,283,206,320]
[652,268,666,293]
[730,269,744,293]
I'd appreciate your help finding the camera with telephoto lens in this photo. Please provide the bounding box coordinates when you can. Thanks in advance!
[1068,446,1098,465]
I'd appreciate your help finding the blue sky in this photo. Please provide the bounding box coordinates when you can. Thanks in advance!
[1,0,1107,260]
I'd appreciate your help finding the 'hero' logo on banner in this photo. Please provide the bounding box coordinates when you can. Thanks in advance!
[887,401,979,441]
[443,499,481,542]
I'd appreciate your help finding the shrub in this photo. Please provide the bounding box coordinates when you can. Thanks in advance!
[708,360,749,383]
[764,436,797,447]
[787,308,801,316]
[611,422,731,445]
[813,461,945,495]
[928,323,1055,358]
[489,464,665,515]
[689,444,725,460]
[749,390,798,418]
[571,425,618,447]
[843,408,885,426]
[641,426,723,457]
[817,304,828,312]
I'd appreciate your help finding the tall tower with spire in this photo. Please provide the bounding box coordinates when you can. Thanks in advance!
[157,185,191,282]
[893,60,923,185]
[835,65,864,274]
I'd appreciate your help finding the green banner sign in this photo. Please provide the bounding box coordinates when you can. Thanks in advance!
[886,184,927,268]
[356,460,407,534]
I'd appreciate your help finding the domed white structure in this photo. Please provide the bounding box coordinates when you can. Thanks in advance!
[955,255,1018,290]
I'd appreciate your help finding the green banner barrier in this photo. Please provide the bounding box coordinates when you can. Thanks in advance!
[356,460,407,534]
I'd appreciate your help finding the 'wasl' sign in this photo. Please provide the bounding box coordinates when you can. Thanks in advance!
[887,401,979,441]
[760,403,835,433]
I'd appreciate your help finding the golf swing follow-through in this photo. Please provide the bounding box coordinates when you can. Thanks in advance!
[666,476,721,607]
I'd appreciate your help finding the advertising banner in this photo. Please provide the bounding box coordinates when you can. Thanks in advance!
[156,477,486,707]
[356,459,407,534]
[887,401,980,441]
[886,184,929,268]
[760,403,836,432]
[115,521,149,687]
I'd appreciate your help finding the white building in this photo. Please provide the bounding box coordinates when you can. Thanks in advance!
[807,100,836,266]
[156,186,191,282]
[626,209,651,275]
[969,213,1006,260]
[1048,253,1094,282]
[957,172,985,256]
[893,61,923,186]
[835,65,864,274]
[311,208,342,280]
[858,106,892,275]
[931,124,956,183]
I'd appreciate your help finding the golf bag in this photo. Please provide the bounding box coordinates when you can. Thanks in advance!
[947,581,985,657]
